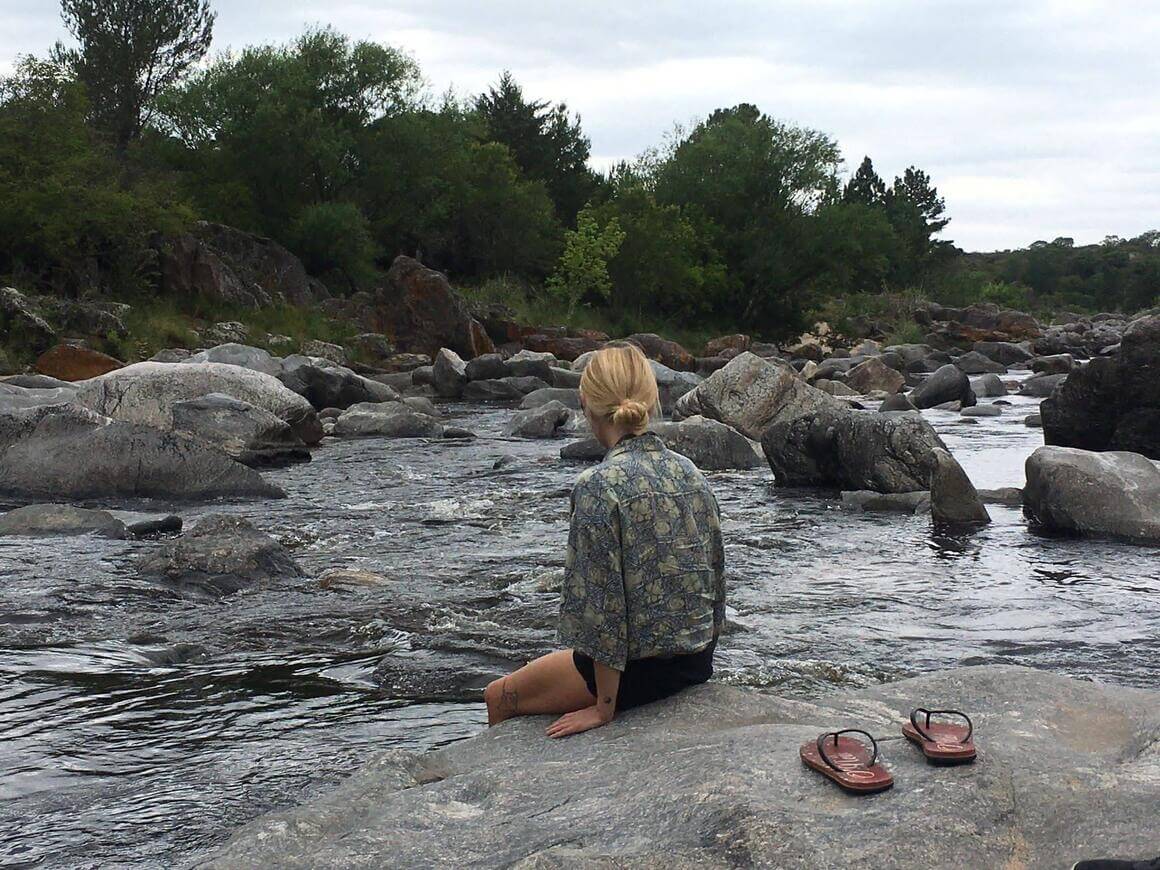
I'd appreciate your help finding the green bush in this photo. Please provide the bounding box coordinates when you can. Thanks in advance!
[291,201,380,291]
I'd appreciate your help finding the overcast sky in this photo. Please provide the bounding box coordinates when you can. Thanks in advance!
[4,0,1158,251]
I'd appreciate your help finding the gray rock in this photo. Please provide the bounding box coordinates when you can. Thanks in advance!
[149,348,194,363]
[0,286,56,352]
[884,343,936,364]
[205,665,1160,870]
[840,490,930,513]
[973,341,1032,365]
[507,349,558,367]
[1031,353,1075,375]
[970,373,1007,397]
[277,356,398,412]
[333,403,444,438]
[519,388,581,411]
[0,380,78,412]
[976,487,1023,506]
[205,321,249,345]
[432,348,468,398]
[1024,413,1043,428]
[186,344,283,376]
[500,376,552,395]
[1023,446,1160,542]
[137,514,302,594]
[172,393,310,468]
[0,406,284,502]
[953,350,1007,374]
[929,447,990,524]
[878,394,918,412]
[442,427,476,440]
[960,404,1002,417]
[1019,373,1068,397]
[649,416,765,471]
[411,365,434,386]
[300,340,347,366]
[675,352,837,441]
[107,511,183,536]
[0,504,127,538]
[503,401,573,438]
[549,367,582,388]
[843,357,905,394]
[464,354,509,381]
[75,361,323,445]
[909,364,976,409]
[2,374,73,390]
[813,378,859,397]
[560,437,606,462]
[763,408,947,493]
[462,380,525,402]
[371,372,415,392]
[506,358,554,383]
[344,333,394,364]
[401,397,439,418]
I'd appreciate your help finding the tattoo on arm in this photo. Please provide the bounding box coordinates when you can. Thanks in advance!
[602,696,612,705]
[500,678,518,715]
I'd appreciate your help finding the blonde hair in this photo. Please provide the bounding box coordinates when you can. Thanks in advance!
[579,342,660,434]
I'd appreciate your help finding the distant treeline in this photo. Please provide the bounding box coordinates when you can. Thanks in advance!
[1,0,1156,339]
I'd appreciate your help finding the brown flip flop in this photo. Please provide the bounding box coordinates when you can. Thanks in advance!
[902,708,977,765]
[800,729,895,795]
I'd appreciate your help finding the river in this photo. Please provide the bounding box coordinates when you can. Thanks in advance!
[2,389,1158,868]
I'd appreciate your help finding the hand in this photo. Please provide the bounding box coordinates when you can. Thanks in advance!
[546,705,612,739]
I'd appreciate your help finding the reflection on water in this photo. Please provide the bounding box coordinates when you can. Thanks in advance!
[2,391,1159,866]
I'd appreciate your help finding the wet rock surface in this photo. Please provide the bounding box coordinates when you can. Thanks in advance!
[206,665,1160,870]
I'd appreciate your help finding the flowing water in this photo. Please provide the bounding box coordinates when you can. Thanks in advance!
[2,389,1158,868]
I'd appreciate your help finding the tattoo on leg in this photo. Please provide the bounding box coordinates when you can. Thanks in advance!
[500,678,518,716]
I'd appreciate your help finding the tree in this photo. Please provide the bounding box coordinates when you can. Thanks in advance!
[843,156,887,208]
[475,71,599,224]
[884,166,953,286]
[160,28,421,239]
[54,0,215,152]
[547,206,626,322]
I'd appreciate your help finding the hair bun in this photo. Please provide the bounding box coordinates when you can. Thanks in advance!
[611,398,649,431]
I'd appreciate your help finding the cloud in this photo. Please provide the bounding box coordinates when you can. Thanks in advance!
[2,0,1157,250]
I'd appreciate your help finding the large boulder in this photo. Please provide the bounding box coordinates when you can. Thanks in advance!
[74,361,323,445]
[136,514,303,594]
[276,356,397,412]
[374,257,489,359]
[464,354,509,382]
[674,352,837,441]
[929,447,990,524]
[205,665,1160,870]
[0,504,127,538]
[650,416,764,471]
[970,373,1007,398]
[157,221,326,309]
[1019,372,1068,397]
[333,403,444,438]
[0,406,285,502]
[953,350,1007,375]
[1024,446,1160,542]
[909,364,976,409]
[1112,313,1160,458]
[171,394,310,468]
[762,408,949,492]
[844,356,905,394]
[1040,357,1118,451]
[502,401,573,438]
[431,348,468,399]
[33,344,123,381]
[624,333,695,371]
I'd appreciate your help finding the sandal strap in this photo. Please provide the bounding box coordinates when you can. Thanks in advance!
[816,728,880,772]
[910,708,974,744]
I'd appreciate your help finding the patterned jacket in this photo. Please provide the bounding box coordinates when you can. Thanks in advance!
[558,432,726,670]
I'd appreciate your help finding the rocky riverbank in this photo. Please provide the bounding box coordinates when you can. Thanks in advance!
[203,664,1160,869]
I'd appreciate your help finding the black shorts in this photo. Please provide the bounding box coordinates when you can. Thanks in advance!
[572,641,715,712]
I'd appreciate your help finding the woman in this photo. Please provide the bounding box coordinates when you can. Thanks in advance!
[484,342,725,738]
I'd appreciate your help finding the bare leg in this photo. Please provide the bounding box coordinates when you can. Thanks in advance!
[484,650,595,726]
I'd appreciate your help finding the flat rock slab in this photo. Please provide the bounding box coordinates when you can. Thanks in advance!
[203,665,1160,869]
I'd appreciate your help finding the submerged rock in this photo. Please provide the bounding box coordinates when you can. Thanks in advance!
[503,401,573,439]
[0,504,127,538]
[333,403,444,438]
[1023,446,1160,543]
[840,490,930,513]
[205,665,1160,870]
[137,514,303,594]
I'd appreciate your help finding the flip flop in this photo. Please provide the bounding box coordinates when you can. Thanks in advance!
[799,729,894,795]
[902,708,977,765]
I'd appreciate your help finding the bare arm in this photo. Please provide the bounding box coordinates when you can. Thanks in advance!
[546,660,622,738]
